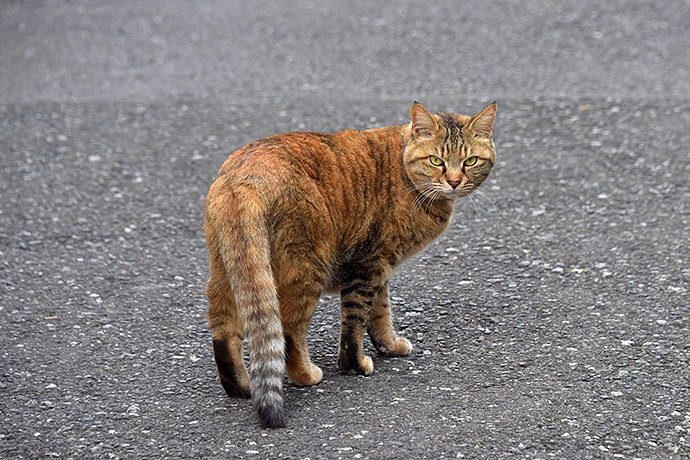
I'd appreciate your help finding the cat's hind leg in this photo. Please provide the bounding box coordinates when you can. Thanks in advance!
[279,276,324,387]
[367,283,412,357]
[207,251,251,399]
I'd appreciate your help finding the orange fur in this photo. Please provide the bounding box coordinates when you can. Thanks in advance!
[204,102,497,428]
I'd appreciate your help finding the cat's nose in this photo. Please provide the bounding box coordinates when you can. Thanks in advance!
[448,180,461,189]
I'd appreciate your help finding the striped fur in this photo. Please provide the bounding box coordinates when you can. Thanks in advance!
[204,102,496,428]
[207,192,286,428]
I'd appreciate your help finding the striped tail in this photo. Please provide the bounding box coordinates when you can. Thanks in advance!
[216,199,286,428]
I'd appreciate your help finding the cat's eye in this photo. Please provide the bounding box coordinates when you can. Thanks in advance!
[464,156,478,167]
[429,155,444,167]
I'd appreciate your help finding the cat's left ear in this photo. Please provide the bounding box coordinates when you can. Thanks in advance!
[410,102,440,138]
[469,102,497,139]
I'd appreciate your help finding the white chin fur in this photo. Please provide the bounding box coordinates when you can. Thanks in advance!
[445,189,470,199]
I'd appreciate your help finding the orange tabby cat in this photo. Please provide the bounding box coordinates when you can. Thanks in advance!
[204,102,496,428]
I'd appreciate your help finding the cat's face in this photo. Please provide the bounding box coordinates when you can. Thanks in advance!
[403,103,496,201]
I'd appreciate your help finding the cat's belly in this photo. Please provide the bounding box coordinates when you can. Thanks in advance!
[324,280,340,294]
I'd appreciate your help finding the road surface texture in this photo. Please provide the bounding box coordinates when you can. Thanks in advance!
[1,1,689,459]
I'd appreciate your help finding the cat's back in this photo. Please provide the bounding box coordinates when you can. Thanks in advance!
[216,130,348,180]
[211,127,402,204]
[207,126,407,255]
[208,131,330,205]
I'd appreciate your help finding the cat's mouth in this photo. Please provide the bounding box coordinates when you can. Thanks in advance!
[418,183,474,201]
[441,186,473,199]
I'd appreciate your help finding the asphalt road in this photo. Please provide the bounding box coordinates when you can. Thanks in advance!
[1,1,689,459]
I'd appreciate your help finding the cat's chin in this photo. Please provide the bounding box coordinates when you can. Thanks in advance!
[440,189,471,200]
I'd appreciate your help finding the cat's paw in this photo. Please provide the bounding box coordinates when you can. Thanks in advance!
[287,363,323,387]
[219,375,251,399]
[338,351,374,376]
[359,355,374,375]
[387,336,412,356]
[372,335,412,357]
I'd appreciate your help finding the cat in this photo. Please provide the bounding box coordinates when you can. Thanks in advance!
[204,101,496,428]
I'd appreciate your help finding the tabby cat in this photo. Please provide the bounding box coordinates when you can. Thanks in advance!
[204,102,497,428]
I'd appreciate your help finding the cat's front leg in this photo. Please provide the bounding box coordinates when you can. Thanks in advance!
[337,279,382,376]
[367,282,412,356]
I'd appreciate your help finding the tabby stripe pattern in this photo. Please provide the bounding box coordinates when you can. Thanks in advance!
[214,192,286,429]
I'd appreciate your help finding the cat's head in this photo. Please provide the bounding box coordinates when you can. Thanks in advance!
[403,102,496,200]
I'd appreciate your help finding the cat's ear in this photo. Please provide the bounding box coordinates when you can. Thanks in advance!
[410,102,440,138]
[469,102,497,139]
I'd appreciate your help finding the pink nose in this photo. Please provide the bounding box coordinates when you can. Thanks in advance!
[448,180,461,189]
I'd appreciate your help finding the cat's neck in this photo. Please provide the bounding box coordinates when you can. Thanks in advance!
[358,124,455,239]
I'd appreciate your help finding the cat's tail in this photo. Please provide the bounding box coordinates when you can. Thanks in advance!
[215,197,286,429]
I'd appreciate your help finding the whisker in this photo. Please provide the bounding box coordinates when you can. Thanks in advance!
[409,182,439,222]
[464,190,482,214]
[404,181,434,195]
[424,190,439,215]
[470,188,499,214]
[414,187,433,212]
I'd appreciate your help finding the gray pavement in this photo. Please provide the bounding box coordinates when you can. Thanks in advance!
[1,1,689,459]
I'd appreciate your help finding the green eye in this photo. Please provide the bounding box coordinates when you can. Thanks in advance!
[429,155,444,166]
[464,156,478,167]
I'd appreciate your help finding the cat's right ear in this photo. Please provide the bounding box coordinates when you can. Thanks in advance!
[410,102,440,139]
[469,102,497,139]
